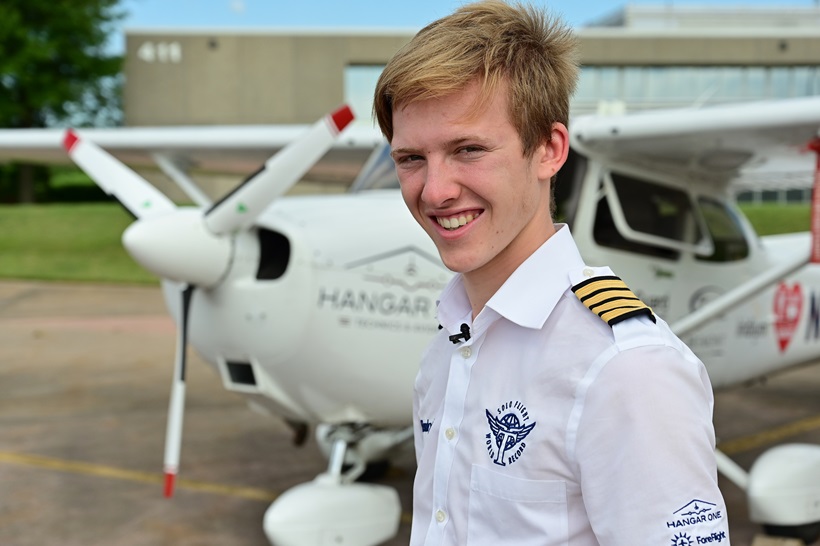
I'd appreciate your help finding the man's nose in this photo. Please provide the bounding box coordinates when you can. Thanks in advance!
[420,158,460,206]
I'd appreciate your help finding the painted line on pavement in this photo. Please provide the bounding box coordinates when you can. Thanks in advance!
[718,414,820,455]
[0,450,278,502]
[0,449,415,524]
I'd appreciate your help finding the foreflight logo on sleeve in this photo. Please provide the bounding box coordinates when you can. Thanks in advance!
[484,401,536,466]
[666,500,723,529]
[671,533,693,546]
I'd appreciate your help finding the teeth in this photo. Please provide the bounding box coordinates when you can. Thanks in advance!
[437,213,476,230]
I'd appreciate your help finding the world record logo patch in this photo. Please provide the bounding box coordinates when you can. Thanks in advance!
[485,401,536,466]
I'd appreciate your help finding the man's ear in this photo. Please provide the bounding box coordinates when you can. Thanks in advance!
[536,122,570,181]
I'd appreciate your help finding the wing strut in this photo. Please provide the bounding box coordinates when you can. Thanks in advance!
[671,250,809,338]
[152,153,212,208]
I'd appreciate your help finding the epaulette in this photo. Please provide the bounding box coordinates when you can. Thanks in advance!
[571,275,656,327]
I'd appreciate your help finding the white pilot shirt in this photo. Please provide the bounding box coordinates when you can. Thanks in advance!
[410,225,730,546]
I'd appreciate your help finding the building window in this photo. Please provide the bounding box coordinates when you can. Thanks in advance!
[573,65,820,115]
[344,65,384,126]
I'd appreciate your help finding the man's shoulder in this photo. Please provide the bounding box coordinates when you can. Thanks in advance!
[561,265,686,355]
[569,267,656,328]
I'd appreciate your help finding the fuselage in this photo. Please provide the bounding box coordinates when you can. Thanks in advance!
[164,151,820,427]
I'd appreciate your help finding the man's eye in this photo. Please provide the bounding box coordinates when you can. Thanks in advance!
[459,146,484,155]
[396,154,423,165]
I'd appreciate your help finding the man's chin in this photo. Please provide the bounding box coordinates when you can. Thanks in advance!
[438,253,480,275]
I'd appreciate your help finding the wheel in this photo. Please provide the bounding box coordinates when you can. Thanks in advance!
[763,521,820,545]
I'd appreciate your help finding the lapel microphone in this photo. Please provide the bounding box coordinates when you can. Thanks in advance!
[449,323,471,344]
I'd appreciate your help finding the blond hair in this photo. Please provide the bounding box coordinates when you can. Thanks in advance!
[374,0,578,156]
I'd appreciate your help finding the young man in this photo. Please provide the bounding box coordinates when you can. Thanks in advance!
[374,1,730,545]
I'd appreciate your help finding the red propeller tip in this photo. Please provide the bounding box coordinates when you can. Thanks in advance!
[330,105,355,133]
[63,130,79,152]
[164,472,176,498]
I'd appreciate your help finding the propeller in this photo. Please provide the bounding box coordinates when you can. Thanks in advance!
[120,105,355,285]
[63,105,355,498]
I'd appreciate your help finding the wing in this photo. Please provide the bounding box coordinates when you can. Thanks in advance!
[485,409,501,436]
[569,96,820,188]
[0,124,385,179]
[512,421,537,444]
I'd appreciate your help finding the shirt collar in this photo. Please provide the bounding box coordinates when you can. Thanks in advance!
[437,224,585,332]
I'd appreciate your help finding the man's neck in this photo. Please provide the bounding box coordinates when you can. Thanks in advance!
[462,224,557,320]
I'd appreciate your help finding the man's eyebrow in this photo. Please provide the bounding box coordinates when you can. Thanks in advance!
[390,136,491,159]
[390,146,418,159]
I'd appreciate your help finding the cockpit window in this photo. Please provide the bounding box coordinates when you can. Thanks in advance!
[594,172,706,260]
[695,197,749,262]
[612,173,703,244]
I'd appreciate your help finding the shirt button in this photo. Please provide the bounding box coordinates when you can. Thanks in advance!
[460,346,472,359]
[435,509,447,523]
[583,267,595,277]
[445,427,456,440]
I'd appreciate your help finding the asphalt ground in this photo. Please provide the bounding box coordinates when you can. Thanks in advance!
[1,280,819,545]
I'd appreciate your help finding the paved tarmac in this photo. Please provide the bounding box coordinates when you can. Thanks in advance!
[1,280,820,545]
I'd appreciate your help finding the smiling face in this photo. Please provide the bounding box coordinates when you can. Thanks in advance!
[391,79,568,304]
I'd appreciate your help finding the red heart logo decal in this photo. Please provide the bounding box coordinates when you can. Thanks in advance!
[773,282,803,353]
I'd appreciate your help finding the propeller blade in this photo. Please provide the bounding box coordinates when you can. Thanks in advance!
[63,130,176,220]
[203,105,354,235]
[163,284,194,498]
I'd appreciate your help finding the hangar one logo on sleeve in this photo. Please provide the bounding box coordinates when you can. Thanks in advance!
[666,499,724,527]
[667,500,727,545]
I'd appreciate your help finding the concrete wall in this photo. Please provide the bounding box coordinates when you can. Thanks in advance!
[124,30,412,126]
[579,31,820,66]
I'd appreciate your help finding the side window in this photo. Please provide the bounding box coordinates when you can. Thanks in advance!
[593,172,705,260]
[696,197,749,262]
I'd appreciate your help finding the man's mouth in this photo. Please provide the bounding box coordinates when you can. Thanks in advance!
[435,212,480,231]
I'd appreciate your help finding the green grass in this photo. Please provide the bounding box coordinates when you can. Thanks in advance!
[738,203,810,236]
[0,202,812,284]
[49,166,96,189]
[0,203,157,284]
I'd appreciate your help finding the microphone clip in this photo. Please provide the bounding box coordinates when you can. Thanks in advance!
[449,323,471,344]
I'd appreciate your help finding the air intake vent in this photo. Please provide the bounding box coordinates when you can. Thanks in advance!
[257,228,290,280]
[227,361,257,386]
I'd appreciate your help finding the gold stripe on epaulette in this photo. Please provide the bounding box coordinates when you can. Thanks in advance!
[571,275,656,326]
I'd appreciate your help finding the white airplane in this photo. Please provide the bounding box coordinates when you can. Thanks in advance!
[2,95,820,545]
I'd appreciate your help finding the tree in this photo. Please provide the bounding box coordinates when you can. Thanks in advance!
[0,0,124,202]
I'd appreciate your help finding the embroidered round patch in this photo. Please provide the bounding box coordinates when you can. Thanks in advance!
[485,401,536,466]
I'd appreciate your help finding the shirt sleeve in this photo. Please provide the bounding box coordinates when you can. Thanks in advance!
[575,344,730,545]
